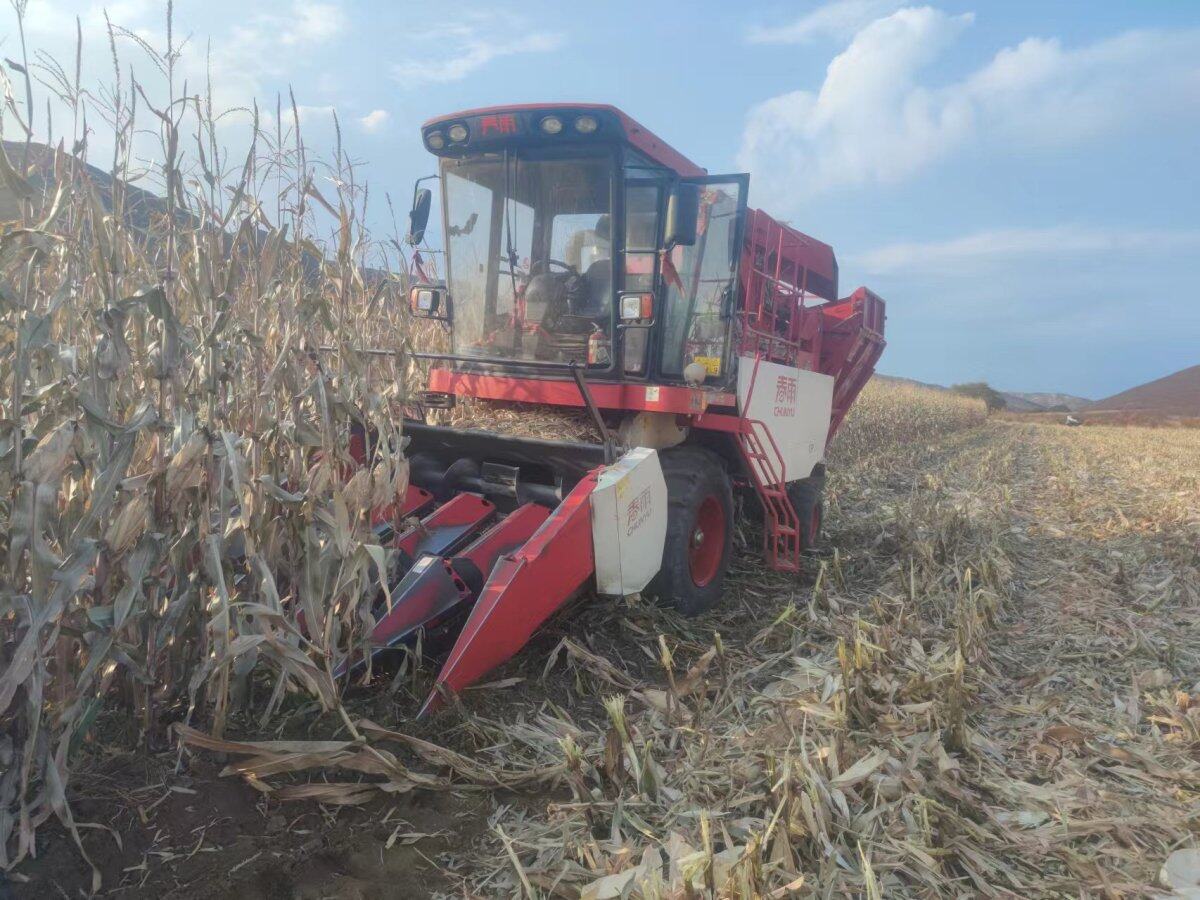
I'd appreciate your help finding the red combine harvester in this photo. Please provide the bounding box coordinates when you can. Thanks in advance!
[357,104,885,715]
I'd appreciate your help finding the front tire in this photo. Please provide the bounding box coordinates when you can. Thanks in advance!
[646,448,734,617]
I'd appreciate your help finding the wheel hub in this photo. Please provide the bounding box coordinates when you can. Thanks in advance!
[687,495,726,588]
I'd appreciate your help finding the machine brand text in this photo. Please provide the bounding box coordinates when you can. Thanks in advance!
[479,114,519,135]
[625,486,653,536]
[773,374,798,418]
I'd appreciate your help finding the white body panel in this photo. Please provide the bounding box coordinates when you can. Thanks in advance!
[736,356,834,483]
[590,447,668,596]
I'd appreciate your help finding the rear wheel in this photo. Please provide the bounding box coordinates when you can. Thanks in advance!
[646,448,734,616]
[787,474,825,552]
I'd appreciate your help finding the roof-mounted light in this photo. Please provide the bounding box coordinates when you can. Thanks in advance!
[574,114,598,134]
[539,115,564,135]
[426,131,445,150]
[447,123,469,143]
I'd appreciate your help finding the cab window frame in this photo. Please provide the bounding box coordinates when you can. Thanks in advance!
[439,145,622,375]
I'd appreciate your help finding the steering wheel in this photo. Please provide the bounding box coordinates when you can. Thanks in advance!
[528,258,578,277]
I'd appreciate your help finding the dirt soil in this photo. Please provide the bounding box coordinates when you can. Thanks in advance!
[11,747,491,898]
[13,421,1200,898]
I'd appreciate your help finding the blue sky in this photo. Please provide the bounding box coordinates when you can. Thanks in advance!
[7,0,1200,397]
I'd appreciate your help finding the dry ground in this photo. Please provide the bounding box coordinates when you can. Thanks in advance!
[14,418,1199,898]
[1000,409,1200,429]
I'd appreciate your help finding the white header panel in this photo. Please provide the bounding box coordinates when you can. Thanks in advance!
[590,447,668,596]
[736,357,834,483]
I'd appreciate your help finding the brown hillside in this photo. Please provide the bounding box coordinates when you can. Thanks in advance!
[1089,364,1200,416]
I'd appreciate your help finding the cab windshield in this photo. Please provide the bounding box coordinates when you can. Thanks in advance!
[441,151,615,366]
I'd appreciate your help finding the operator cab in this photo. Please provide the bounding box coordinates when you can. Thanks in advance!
[407,105,750,390]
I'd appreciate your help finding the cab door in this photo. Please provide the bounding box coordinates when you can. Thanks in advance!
[619,176,667,379]
[657,174,749,386]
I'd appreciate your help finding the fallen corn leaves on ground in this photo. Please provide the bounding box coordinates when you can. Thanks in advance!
[431,416,1199,899]
[15,382,1200,898]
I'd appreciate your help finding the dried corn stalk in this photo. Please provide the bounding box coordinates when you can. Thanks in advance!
[0,4,419,877]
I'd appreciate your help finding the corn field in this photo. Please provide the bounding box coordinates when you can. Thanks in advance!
[5,6,1199,898]
[0,4,419,883]
[826,377,986,467]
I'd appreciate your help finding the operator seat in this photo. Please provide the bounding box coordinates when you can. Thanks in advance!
[576,214,612,316]
[580,260,611,315]
[530,272,591,362]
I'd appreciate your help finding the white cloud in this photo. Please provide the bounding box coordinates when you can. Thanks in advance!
[359,108,389,132]
[21,0,160,36]
[196,2,348,110]
[281,1,346,46]
[294,104,336,123]
[740,8,973,197]
[854,226,1200,276]
[392,15,563,86]
[738,7,1200,201]
[747,0,905,44]
[6,0,354,198]
[14,0,349,135]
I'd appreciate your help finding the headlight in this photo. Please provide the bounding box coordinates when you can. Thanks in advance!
[620,293,653,320]
[540,115,563,135]
[574,115,598,134]
[410,286,443,317]
[426,131,445,150]
[447,123,469,143]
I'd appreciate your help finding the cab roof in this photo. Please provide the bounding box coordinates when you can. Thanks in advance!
[422,103,707,178]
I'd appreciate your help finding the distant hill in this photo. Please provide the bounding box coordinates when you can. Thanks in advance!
[998,392,1045,412]
[1002,391,1091,412]
[875,374,951,393]
[878,376,1089,413]
[1089,365,1200,417]
[2,140,180,231]
[2,140,395,286]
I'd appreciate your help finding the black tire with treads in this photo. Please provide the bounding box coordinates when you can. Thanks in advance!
[787,474,825,552]
[646,447,734,616]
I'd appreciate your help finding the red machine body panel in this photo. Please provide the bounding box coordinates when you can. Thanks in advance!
[344,503,553,677]
[428,369,735,415]
[369,484,435,533]
[393,493,496,561]
[741,208,839,305]
[419,470,601,715]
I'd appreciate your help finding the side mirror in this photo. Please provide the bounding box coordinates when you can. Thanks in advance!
[410,284,450,320]
[665,183,700,248]
[407,187,432,245]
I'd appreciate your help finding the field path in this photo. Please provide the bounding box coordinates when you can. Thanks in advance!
[455,421,1200,897]
[831,420,1200,894]
[966,424,1200,892]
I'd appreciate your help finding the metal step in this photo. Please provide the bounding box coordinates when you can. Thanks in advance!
[733,420,803,574]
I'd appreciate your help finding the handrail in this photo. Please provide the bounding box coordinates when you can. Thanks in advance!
[739,354,789,485]
[742,352,765,414]
[737,316,803,359]
[748,417,788,485]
